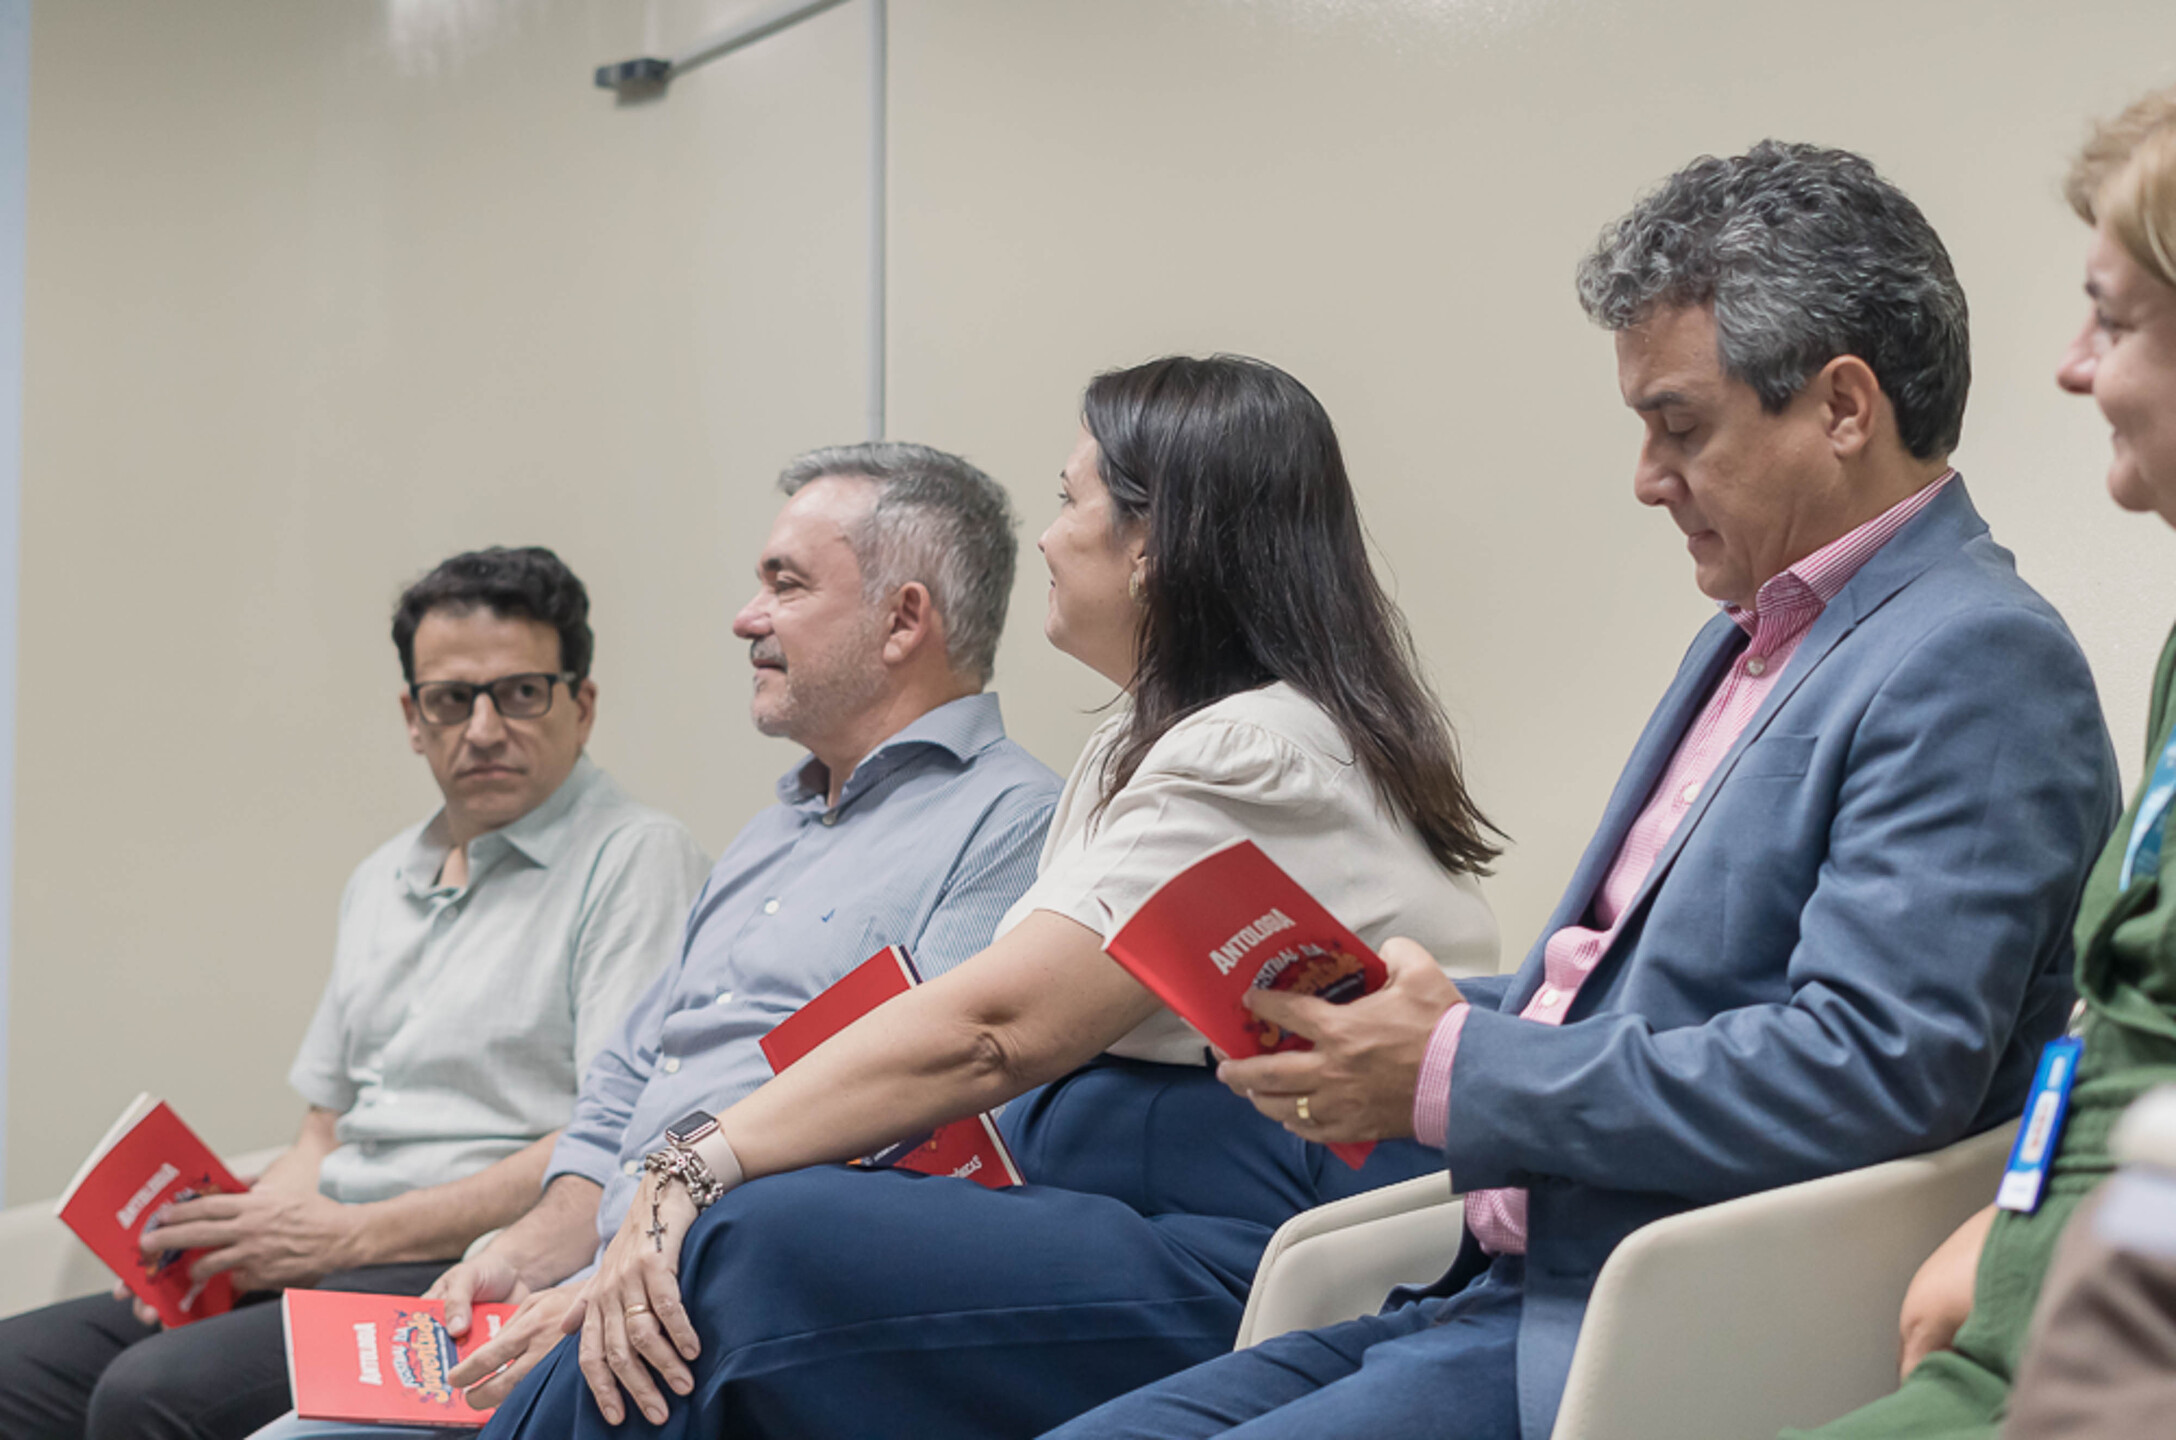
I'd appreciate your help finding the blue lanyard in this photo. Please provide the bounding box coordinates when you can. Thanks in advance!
[2120,727,2176,892]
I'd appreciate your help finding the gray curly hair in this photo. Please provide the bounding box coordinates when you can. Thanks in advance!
[1575,140,1970,460]
[777,442,1018,686]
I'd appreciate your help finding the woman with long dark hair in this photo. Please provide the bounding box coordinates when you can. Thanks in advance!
[481,354,1501,1440]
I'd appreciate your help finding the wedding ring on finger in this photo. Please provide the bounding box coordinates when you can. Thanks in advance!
[1295,1095,1313,1125]
[624,1303,652,1320]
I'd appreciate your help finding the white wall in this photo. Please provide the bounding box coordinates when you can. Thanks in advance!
[0,0,25,1202]
[10,0,2176,1199]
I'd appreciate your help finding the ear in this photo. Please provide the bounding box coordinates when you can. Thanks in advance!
[399,689,427,755]
[881,581,941,667]
[1119,518,1149,585]
[570,677,599,747]
[1815,354,1884,460]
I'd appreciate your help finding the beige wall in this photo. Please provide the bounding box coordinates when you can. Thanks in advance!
[10,0,2176,1200]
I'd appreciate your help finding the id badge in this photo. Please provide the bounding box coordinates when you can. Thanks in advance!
[1996,1036,2084,1213]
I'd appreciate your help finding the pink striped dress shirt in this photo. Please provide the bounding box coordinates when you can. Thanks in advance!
[1412,473,1955,1256]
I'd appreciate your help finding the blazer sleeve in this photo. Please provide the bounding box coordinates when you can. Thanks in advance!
[1451,972,1516,1013]
[1441,603,2120,1204]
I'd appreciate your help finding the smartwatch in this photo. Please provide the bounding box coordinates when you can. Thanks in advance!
[665,1110,720,1150]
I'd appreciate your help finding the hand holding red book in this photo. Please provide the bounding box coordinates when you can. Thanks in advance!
[54,1094,244,1327]
[1102,839,1392,1168]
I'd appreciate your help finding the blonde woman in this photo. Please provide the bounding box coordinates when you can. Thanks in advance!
[1792,84,2176,1440]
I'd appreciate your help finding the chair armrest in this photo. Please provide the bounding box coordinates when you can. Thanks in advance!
[0,1144,290,1321]
[1550,1122,2017,1440]
[1237,1170,1464,1348]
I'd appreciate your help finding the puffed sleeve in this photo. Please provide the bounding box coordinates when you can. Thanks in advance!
[1012,714,1340,938]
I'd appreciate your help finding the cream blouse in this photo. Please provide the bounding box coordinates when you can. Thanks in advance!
[997,682,1499,1065]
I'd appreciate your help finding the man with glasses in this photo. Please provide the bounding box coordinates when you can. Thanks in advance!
[0,546,710,1440]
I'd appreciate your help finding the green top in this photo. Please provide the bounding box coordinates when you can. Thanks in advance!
[2076,621,2176,1043]
[1962,620,2176,1386]
[1790,624,2176,1440]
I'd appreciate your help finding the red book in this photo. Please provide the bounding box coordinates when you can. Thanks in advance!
[1104,839,1387,1169]
[53,1093,244,1326]
[762,946,1024,1188]
[282,1289,518,1426]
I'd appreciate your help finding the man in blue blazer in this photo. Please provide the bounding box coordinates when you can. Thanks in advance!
[1044,142,2123,1440]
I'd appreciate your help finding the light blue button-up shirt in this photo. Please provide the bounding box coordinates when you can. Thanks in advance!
[549,692,1060,1243]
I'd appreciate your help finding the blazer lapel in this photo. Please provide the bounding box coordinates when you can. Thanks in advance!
[1603,480,1989,929]
[1504,619,1745,1011]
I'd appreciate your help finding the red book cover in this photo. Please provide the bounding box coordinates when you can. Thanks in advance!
[1103,838,1387,1168]
[282,1289,518,1426]
[759,945,920,1073]
[761,946,1023,1189]
[53,1093,245,1326]
[887,1112,1026,1188]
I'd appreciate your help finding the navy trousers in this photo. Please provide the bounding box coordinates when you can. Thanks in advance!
[1041,1257,1526,1440]
[481,1058,1441,1440]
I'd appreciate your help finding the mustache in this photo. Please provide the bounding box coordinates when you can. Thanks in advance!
[749,640,785,668]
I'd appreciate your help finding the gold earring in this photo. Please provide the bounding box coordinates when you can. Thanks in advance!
[1128,571,1145,604]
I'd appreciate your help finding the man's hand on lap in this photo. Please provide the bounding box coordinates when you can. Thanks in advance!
[433,1255,572,1412]
[145,1185,362,1292]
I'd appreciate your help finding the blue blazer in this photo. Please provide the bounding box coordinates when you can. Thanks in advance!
[1438,481,2121,1438]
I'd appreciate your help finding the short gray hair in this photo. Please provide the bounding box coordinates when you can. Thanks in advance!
[777,442,1018,685]
[1575,140,1970,460]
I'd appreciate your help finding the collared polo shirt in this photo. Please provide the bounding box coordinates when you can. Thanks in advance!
[550,692,1061,1244]
[290,756,711,1204]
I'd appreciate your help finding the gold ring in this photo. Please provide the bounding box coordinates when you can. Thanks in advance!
[624,1303,651,1319]
[1295,1095,1313,1125]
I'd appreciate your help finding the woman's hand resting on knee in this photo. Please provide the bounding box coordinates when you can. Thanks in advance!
[570,1171,703,1425]
[1898,1203,1996,1381]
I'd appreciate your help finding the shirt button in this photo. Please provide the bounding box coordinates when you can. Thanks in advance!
[821,812,839,827]
[1680,781,1701,805]
[1538,987,1561,1007]
[661,1056,682,1074]
[714,991,734,1006]
[1745,657,1768,677]
[763,899,780,915]
[623,1159,642,1176]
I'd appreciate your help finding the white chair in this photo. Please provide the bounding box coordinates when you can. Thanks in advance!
[1239,1123,2018,1440]
[0,1145,286,1321]
[1236,1171,1463,1349]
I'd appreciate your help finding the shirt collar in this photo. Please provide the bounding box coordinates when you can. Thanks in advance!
[401,754,601,891]
[776,692,1009,809]
[1726,469,1957,636]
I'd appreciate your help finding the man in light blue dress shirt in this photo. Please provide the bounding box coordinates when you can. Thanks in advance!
[248,442,1062,1437]
[0,547,712,1440]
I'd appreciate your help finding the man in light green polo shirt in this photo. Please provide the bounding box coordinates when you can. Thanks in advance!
[0,545,709,1440]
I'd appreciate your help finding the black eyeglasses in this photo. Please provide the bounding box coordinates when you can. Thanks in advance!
[408,672,579,726]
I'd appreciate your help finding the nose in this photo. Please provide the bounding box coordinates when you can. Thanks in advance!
[1631,432,1679,509]
[2056,313,2100,396]
[1036,519,1055,557]
[463,691,509,747]
[731,592,770,641]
